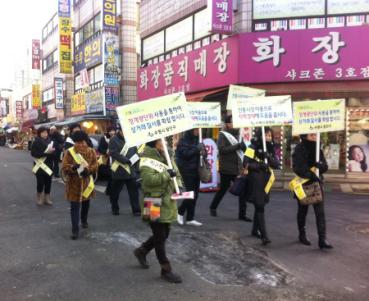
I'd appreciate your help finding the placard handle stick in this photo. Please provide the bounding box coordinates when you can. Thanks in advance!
[316,133,320,178]
[261,126,268,164]
[161,138,180,194]
[199,128,203,167]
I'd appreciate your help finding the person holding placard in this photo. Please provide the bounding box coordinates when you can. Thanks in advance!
[209,115,251,221]
[108,126,141,216]
[244,127,280,246]
[175,129,207,226]
[31,126,55,206]
[134,139,183,284]
[292,134,333,249]
[62,131,98,240]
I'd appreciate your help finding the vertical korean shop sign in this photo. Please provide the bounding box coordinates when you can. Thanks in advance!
[208,0,233,34]
[71,93,86,116]
[58,0,72,74]
[54,77,64,109]
[103,33,121,85]
[16,101,23,119]
[102,0,117,32]
[32,84,41,109]
[32,40,41,70]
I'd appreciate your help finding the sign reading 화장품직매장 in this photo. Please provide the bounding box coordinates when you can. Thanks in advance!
[292,99,346,135]
[187,102,221,128]
[232,95,293,128]
[226,85,266,110]
[116,93,193,147]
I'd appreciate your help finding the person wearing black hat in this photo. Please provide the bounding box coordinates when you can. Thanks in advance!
[292,134,333,250]
[98,126,116,195]
[64,123,93,150]
[108,126,141,216]
[209,115,251,221]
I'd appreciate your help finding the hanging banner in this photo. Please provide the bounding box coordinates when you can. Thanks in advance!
[200,138,219,191]
[103,33,121,85]
[58,0,72,74]
[116,93,193,147]
[32,84,41,109]
[227,85,266,110]
[54,77,64,109]
[74,34,102,73]
[102,0,118,32]
[86,88,104,113]
[233,95,293,128]
[105,86,120,111]
[187,102,222,128]
[32,40,41,70]
[16,101,23,119]
[71,92,86,116]
[292,99,346,135]
[208,0,233,34]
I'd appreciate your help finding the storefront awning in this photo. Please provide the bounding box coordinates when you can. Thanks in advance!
[186,88,228,102]
[54,115,111,127]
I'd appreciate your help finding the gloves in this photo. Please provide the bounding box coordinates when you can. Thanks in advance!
[239,141,247,152]
[72,164,80,171]
[309,172,322,183]
[80,168,89,178]
[314,161,326,170]
[167,169,177,178]
[259,162,269,171]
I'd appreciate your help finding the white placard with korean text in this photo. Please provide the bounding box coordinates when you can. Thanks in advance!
[232,95,293,128]
[187,102,222,128]
[116,93,194,147]
[227,85,266,110]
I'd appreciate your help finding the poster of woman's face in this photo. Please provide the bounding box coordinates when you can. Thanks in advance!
[348,145,369,173]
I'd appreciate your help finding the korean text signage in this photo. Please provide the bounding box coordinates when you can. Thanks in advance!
[292,99,346,135]
[32,84,41,109]
[105,86,120,111]
[54,78,64,109]
[32,40,41,70]
[58,0,72,74]
[102,0,117,32]
[104,33,120,85]
[187,102,222,128]
[86,89,104,114]
[239,26,369,84]
[328,0,369,15]
[16,101,23,119]
[117,93,193,146]
[208,0,233,34]
[226,85,265,110]
[74,34,102,73]
[138,37,239,100]
[232,95,293,128]
[71,92,86,116]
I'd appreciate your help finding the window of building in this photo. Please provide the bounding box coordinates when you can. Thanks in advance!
[42,49,58,72]
[83,20,94,41]
[94,13,101,32]
[142,31,164,61]
[75,14,101,47]
[75,74,82,91]
[195,8,211,40]
[42,88,54,103]
[165,16,193,52]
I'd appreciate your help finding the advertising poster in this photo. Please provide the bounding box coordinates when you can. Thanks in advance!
[71,92,86,116]
[323,144,340,170]
[86,89,104,114]
[347,144,369,173]
[200,138,219,191]
[104,33,121,86]
[105,86,120,111]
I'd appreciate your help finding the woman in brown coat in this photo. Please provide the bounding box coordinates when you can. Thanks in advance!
[62,131,98,240]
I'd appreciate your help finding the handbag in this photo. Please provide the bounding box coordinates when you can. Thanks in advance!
[229,175,248,196]
[199,157,212,183]
[298,182,323,205]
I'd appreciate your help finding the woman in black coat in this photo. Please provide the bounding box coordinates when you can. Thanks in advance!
[292,134,333,249]
[175,129,206,226]
[31,127,55,206]
[244,127,279,245]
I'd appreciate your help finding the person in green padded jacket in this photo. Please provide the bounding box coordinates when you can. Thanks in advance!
[133,138,183,284]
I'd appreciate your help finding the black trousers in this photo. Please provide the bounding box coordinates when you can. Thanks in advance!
[297,200,326,239]
[178,174,200,221]
[36,173,52,194]
[53,153,60,177]
[252,204,268,238]
[70,200,90,233]
[109,179,140,213]
[142,223,170,265]
[209,173,247,217]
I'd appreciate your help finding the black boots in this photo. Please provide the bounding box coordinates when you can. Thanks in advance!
[239,216,253,222]
[133,247,149,269]
[319,238,333,249]
[299,230,312,246]
[161,263,182,284]
[256,210,271,245]
[210,209,217,217]
[71,231,78,240]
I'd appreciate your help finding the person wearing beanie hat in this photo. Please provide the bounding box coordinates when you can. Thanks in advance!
[292,133,333,250]
[62,130,98,240]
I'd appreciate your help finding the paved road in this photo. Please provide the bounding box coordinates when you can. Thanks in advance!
[0,147,368,301]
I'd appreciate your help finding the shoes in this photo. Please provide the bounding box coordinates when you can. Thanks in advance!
[112,211,120,216]
[177,214,184,226]
[36,193,43,206]
[161,264,182,284]
[299,234,311,246]
[186,220,203,227]
[239,216,253,222]
[319,239,333,250]
[71,232,79,240]
[132,211,141,217]
[44,194,53,205]
[133,248,149,269]
[261,237,271,246]
[251,230,262,239]
[81,223,88,229]
[210,209,217,217]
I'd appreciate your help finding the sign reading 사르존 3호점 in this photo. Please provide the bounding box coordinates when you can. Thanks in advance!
[292,99,346,135]
[187,102,222,128]
[116,92,194,147]
[232,95,293,128]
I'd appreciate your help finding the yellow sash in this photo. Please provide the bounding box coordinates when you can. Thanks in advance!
[32,157,53,176]
[111,144,131,174]
[244,147,275,194]
[289,168,317,201]
[140,157,169,173]
[68,147,95,199]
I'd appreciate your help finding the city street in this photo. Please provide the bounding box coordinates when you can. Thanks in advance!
[1,147,368,301]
